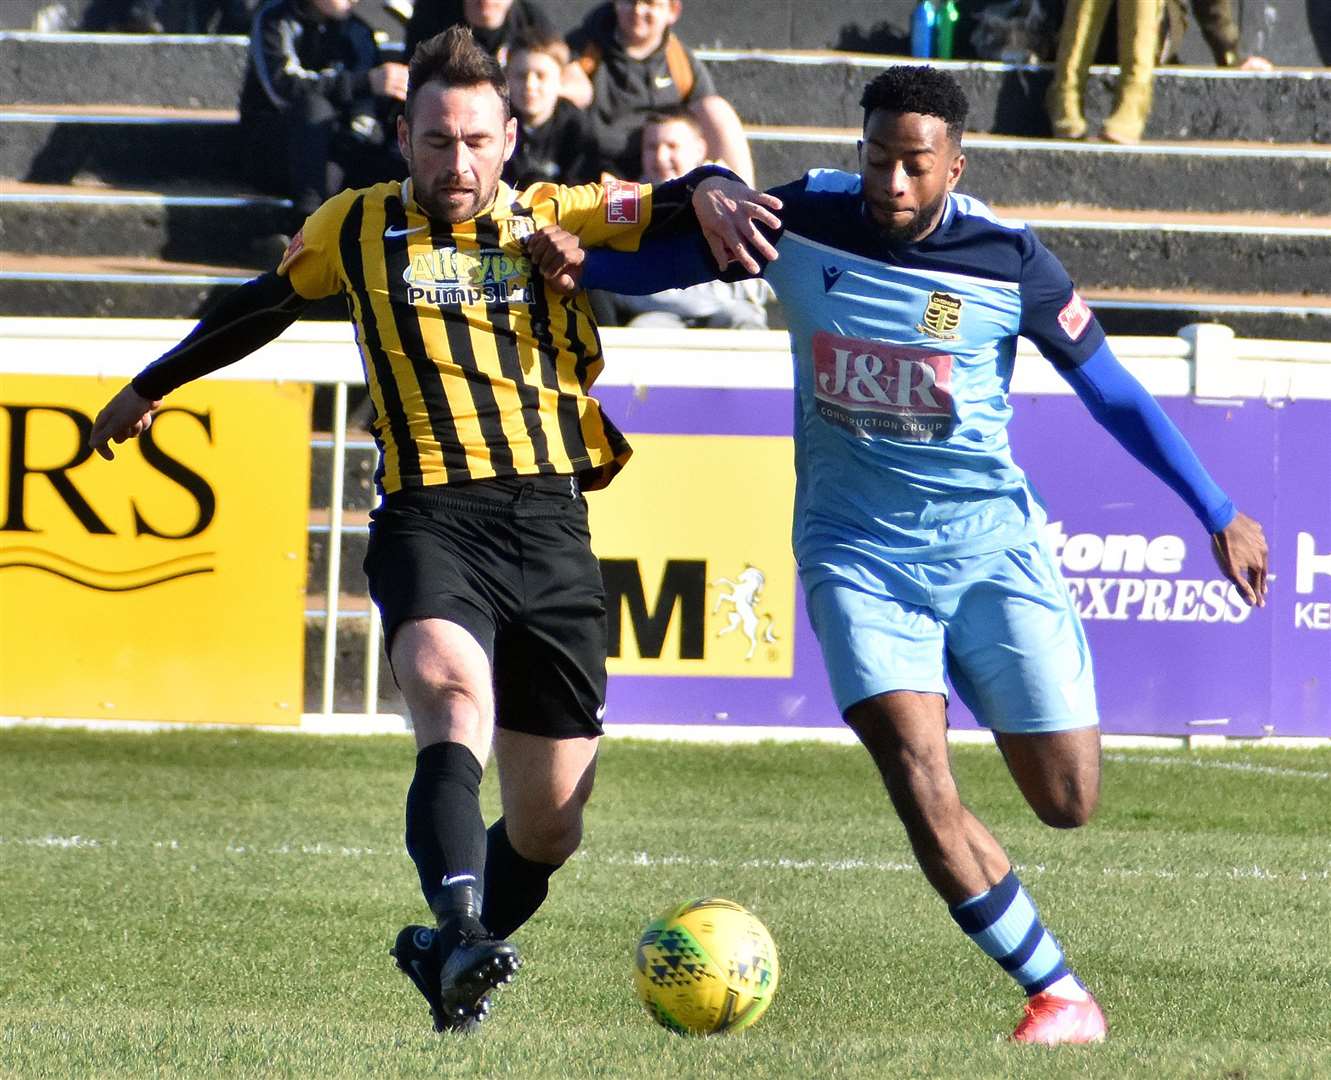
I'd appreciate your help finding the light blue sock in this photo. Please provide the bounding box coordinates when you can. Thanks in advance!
[949,869,1071,996]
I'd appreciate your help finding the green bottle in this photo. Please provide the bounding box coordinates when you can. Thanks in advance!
[934,0,959,59]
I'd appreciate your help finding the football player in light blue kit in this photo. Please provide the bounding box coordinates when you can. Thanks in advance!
[526,65,1269,1045]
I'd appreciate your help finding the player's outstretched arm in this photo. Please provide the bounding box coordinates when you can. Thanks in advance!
[88,271,310,461]
[1059,341,1268,606]
[528,224,723,296]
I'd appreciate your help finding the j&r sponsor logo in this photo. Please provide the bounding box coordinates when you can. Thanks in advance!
[402,246,530,306]
[811,330,954,442]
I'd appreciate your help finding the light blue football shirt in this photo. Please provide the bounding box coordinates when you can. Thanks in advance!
[755,170,1105,587]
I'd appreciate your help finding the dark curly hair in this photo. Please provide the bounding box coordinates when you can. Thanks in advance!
[859,65,969,144]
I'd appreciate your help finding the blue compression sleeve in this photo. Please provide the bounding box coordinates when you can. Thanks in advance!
[1060,341,1236,532]
[582,232,720,294]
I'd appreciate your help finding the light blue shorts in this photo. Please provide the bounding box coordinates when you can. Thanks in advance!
[804,540,1098,734]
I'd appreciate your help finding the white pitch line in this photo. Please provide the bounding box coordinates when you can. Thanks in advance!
[1104,752,1331,781]
[5,836,1327,883]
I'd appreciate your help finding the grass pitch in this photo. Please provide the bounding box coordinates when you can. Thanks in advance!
[2,727,1329,1079]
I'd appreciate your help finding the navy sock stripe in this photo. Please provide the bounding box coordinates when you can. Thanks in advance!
[949,870,1020,934]
[1025,962,1071,996]
[997,921,1047,974]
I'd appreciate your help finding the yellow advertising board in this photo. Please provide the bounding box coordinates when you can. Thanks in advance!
[587,434,796,677]
[0,375,311,725]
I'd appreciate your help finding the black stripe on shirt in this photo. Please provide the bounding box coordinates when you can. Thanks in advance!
[474,214,553,473]
[382,195,472,483]
[340,195,422,489]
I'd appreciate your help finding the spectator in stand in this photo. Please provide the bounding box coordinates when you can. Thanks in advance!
[1046,0,1272,144]
[598,108,767,329]
[56,0,254,32]
[406,0,555,63]
[240,0,408,233]
[563,0,755,184]
[78,0,166,31]
[505,31,600,187]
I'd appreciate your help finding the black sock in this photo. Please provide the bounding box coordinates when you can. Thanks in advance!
[404,742,487,928]
[480,817,562,939]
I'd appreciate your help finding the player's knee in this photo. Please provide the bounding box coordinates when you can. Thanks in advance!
[1033,785,1099,829]
[510,810,584,865]
[402,672,487,736]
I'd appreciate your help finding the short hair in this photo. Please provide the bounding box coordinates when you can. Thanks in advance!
[642,106,704,139]
[859,65,968,144]
[406,25,510,122]
[507,27,570,67]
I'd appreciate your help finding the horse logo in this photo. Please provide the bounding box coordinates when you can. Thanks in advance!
[712,565,779,660]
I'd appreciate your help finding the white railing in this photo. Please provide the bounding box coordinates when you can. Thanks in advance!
[3,317,1330,720]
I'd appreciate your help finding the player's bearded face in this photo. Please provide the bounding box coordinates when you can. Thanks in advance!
[399,83,517,224]
[859,110,965,244]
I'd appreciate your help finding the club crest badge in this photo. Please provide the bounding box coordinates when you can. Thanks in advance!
[503,215,535,245]
[916,290,962,340]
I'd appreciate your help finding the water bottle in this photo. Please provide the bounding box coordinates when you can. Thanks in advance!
[934,0,960,59]
[911,0,937,58]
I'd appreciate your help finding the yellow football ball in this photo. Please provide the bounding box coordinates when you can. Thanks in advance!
[632,897,779,1035]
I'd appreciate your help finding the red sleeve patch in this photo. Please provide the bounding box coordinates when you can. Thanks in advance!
[604,179,641,225]
[1057,290,1092,341]
[277,229,306,275]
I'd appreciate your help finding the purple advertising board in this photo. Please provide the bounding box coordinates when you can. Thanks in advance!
[596,385,1330,737]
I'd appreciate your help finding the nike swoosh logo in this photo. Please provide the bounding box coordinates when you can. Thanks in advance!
[595,703,607,720]
[654,75,674,88]
[384,225,429,238]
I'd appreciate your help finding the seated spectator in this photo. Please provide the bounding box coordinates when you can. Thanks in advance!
[505,31,600,188]
[564,0,755,184]
[1047,0,1271,144]
[239,0,407,232]
[79,0,165,31]
[599,108,768,330]
[406,0,554,63]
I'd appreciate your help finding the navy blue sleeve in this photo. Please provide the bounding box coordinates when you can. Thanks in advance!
[583,176,789,293]
[1061,341,1236,533]
[583,232,720,293]
[1018,228,1105,370]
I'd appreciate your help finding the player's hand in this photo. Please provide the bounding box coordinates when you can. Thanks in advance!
[370,62,408,101]
[1211,510,1268,607]
[89,383,160,461]
[691,176,783,275]
[525,225,585,295]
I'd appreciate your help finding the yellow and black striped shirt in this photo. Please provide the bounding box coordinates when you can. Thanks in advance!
[279,176,664,492]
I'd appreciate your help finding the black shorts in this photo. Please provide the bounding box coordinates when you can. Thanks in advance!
[363,475,607,739]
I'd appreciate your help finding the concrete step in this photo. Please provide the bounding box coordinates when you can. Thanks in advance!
[3,252,1328,341]
[0,252,347,318]
[4,1,1326,67]
[4,32,1330,140]
[704,50,1331,144]
[7,165,1324,294]
[0,182,291,263]
[6,108,1327,219]
[0,106,248,186]
[749,129,1331,216]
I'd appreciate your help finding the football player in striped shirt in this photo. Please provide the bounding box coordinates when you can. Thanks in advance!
[87,25,770,1034]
